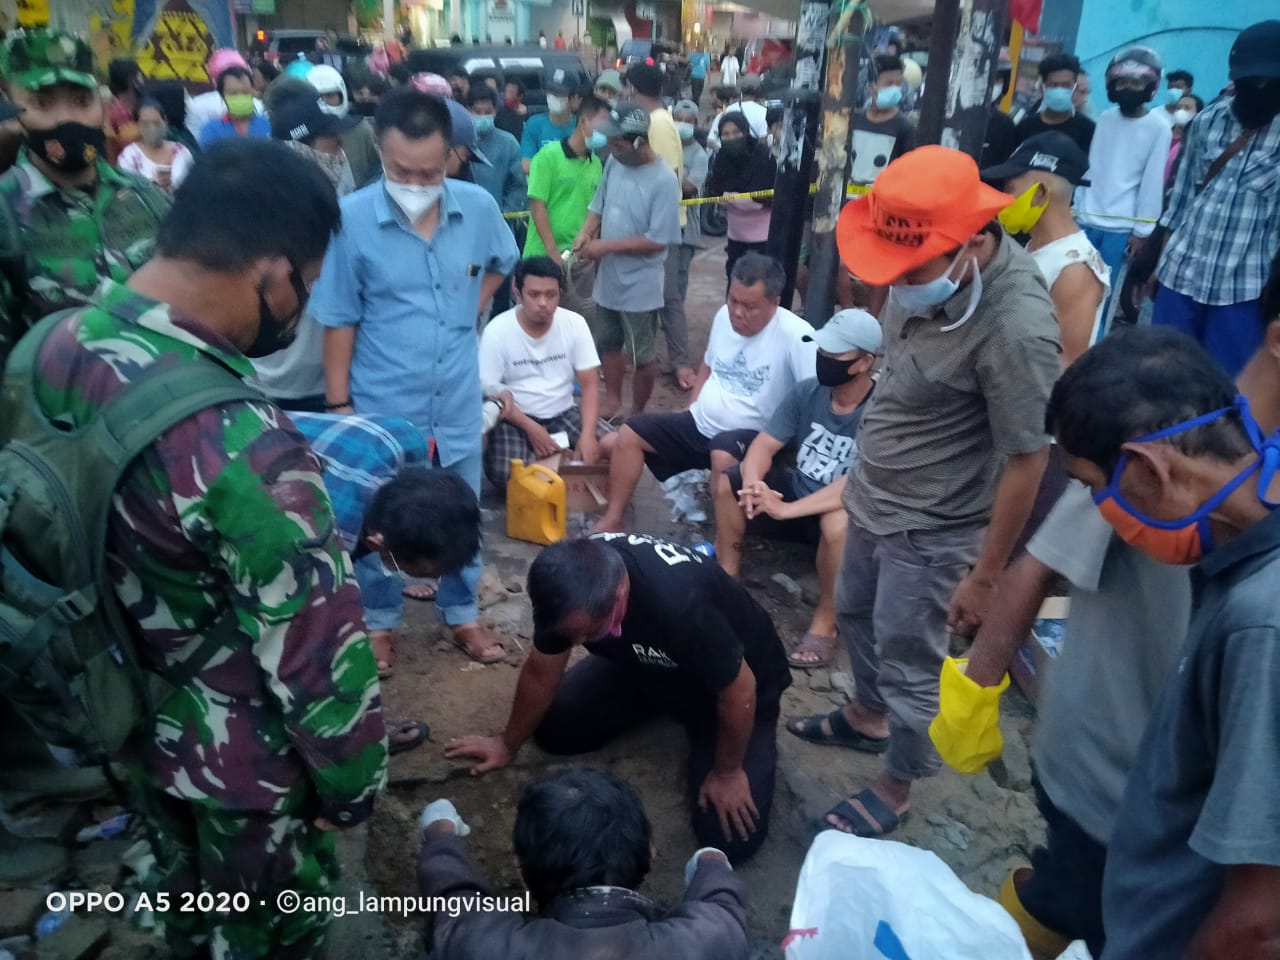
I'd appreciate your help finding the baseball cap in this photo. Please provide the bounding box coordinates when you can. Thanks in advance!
[837,145,1015,286]
[804,308,884,355]
[627,63,662,97]
[981,131,1091,187]
[207,48,250,83]
[270,92,361,143]
[443,97,491,166]
[546,67,576,96]
[1,28,96,91]
[595,69,622,93]
[1228,20,1280,81]
[596,101,650,138]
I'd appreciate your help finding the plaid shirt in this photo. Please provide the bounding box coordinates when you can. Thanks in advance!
[1157,99,1280,306]
[288,412,432,550]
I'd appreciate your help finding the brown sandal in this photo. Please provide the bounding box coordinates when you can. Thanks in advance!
[788,632,837,669]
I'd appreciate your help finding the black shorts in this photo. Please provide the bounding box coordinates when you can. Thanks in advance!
[627,411,757,482]
[725,463,822,543]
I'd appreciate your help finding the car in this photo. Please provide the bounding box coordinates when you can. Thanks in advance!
[252,29,367,73]
[405,45,589,112]
[616,38,679,69]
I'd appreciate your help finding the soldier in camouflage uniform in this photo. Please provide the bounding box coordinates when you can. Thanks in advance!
[0,28,168,363]
[29,139,387,959]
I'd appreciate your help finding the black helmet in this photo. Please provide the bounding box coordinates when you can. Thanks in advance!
[1105,45,1162,102]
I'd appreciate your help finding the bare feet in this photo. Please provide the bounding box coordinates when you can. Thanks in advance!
[588,514,625,535]
[449,622,506,664]
[369,630,394,679]
[676,366,696,390]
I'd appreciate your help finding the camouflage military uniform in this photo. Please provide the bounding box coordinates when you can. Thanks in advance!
[32,280,388,959]
[0,153,168,362]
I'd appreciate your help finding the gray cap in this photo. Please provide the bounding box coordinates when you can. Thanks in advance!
[597,101,650,138]
[803,308,883,354]
[673,98,700,117]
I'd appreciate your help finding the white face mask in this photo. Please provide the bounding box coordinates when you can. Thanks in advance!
[546,94,567,114]
[1172,108,1194,127]
[385,179,442,221]
[890,247,979,321]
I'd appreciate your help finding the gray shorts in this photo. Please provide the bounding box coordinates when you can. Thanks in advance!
[592,306,660,365]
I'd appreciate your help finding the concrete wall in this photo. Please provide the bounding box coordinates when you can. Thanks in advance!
[1068,0,1268,114]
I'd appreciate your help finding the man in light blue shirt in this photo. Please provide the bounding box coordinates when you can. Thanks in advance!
[467,86,526,214]
[310,87,519,664]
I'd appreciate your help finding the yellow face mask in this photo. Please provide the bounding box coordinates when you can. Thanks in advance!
[997,183,1049,235]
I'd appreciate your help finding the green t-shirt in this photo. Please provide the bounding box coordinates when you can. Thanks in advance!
[524,139,603,259]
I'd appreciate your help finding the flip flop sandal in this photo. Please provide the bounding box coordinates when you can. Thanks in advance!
[387,720,431,756]
[788,632,837,669]
[402,579,438,602]
[451,630,506,665]
[786,710,889,753]
[822,789,908,838]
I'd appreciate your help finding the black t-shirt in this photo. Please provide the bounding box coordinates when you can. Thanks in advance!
[980,107,1019,169]
[1014,111,1095,153]
[535,533,792,703]
[850,111,917,185]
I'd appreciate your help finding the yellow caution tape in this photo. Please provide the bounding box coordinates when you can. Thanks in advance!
[503,182,871,221]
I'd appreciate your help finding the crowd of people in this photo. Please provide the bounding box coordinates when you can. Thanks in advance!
[0,14,1277,960]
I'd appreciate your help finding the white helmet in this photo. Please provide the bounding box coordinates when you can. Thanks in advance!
[307,64,349,117]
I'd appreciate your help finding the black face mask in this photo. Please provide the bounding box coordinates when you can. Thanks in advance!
[351,101,379,118]
[1110,89,1148,115]
[815,352,861,387]
[1231,79,1280,130]
[245,264,309,358]
[720,138,749,158]
[25,121,106,173]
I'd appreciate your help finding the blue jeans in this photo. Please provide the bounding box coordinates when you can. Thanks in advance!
[354,552,403,632]
[1151,285,1263,377]
[431,448,482,626]
[1082,226,1129,334]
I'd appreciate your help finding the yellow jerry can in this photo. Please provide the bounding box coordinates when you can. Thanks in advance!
[506,460,567,545]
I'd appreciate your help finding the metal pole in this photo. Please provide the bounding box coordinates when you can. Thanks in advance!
[803,1,866,329]
[767,0,831,310]
[916,0,961,146]
[940,0,1007,157]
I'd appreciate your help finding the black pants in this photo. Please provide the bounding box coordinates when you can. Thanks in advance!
[725,239,769,285]
[692,78,705,104]
[533,656,780,864]
[1021,776,1108,958]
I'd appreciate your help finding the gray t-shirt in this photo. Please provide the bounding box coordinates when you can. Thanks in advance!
[843,232,1061,535]
[766,377,868,499]
[1101,509,1280,958]
[1027,481,1190,843]
[589,155,681,312]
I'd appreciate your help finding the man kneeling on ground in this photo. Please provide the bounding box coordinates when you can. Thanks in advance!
[715,308,882,669]
[446,534,792,863]
[417,769,749,958]
[479,256,602,487]
[592,252,816,532]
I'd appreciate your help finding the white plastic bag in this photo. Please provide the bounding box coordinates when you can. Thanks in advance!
[784,831,1032,960]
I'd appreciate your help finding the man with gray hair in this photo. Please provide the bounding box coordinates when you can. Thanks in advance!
[592,252,816,532]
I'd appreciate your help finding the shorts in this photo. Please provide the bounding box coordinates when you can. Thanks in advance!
[626,411,756,482]
[725,463,821,543]
[593,306,660,365]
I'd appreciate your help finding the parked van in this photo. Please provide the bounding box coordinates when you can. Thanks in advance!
[405,46,589,111]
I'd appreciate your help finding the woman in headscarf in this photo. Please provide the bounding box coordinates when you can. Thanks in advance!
[705,110,775,282]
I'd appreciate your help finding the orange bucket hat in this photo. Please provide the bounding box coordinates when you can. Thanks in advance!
[837,145,1015,286]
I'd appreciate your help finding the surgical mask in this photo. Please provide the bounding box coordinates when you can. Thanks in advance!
[676,121,696,141]
[1164,87,1184,106]
[24,122,105,173]
[1092,398,1279,564]
[246,263,309,358]
[874,86,903,110]
[1171,108,1193,127]
[224,93,256,118]
[472,113,495,135]
[546,94,567,114]
[815,352,861,387]
[997,183,1049,235]
[1041,86,1075,114]
[385,179,442,221]
[585,129,607,151]
[890,247,972,316]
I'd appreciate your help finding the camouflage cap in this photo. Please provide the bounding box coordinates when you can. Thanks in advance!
[1,28,97,92]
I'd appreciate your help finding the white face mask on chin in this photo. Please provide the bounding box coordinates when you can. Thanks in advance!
[385,179,442,221]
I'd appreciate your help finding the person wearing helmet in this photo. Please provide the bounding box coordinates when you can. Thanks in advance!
[187,48,263,139]
[1126,19,1280,376]
[309,63,381,187]
[1073,45,1171,330]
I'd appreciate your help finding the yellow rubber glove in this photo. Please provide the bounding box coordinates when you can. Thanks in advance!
[928,656,1010,774]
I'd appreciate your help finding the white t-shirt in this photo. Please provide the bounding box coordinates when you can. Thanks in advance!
[707,99,769,148]
[116,141,194,193]
[1032,231,1111,349]
[721,55,741,86]
[691,305,817,437]
[1075,108,1171,239]
[479,307,600,419]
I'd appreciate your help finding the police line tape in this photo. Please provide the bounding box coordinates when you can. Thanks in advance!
[503,183,1159,225]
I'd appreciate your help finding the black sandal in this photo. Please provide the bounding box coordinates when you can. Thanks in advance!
[823,789,908,837]
[387,719,431,756]
[786,710,889,753]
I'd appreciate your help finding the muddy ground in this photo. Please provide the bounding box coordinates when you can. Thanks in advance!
[361,240,1047,958]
